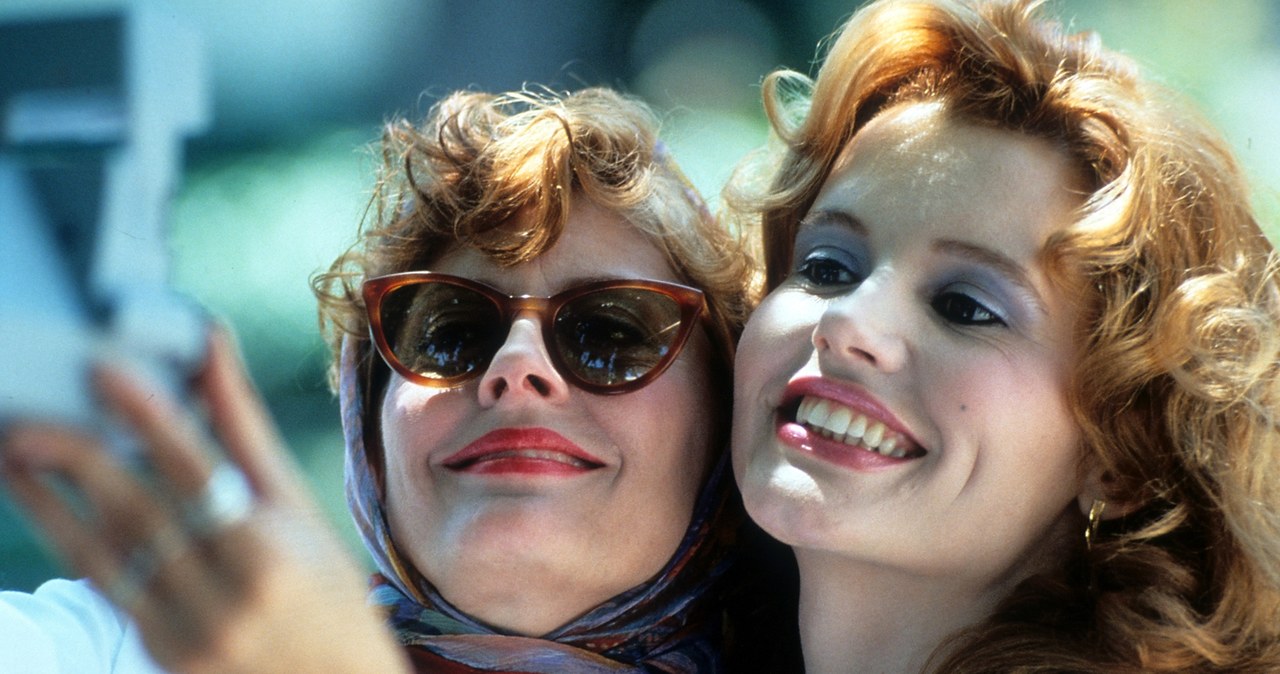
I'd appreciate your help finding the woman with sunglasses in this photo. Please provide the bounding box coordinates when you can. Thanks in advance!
[1,87,798,673]
[312,85,799,672]
[728,0,1280,672]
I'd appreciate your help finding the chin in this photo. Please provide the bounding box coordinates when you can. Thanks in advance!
[737,458,835,549]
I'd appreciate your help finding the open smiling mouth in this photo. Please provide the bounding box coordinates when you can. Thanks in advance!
[785,395,927,460]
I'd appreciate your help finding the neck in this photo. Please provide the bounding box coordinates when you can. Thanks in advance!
[795,549,1004,674]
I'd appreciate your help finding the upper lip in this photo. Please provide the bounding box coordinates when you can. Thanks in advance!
[441,427,605,468]
[783,376,925,450]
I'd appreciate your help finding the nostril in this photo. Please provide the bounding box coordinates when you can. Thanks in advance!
[849,345,876,366]
[487,374,553,400]
[528,375,551,396]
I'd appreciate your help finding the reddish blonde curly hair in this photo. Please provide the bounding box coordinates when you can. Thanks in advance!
[732,0,1280,670]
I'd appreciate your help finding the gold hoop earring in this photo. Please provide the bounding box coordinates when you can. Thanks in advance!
[1085,499,1106,550]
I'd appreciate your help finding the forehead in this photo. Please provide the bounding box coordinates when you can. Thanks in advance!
[431,199,679,290]
[817,102,1081,256]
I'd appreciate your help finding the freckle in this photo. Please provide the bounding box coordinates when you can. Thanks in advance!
[959,404,968,412]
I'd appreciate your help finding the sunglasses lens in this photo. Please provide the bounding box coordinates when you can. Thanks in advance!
[379,281,505,382]
[553,288,686,387]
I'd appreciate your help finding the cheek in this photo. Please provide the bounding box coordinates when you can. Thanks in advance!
[378,390,420,522]
[652,335,719,480]
[380,382,419,459]
[730,294,820,503]
[734,292,819,396]
[934,352,1082,490]
[916,354,1084,575]
[588,352,717,559]
[379,380,457,490]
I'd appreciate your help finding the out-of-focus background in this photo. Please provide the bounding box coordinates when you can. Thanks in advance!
[2,0,1278,591]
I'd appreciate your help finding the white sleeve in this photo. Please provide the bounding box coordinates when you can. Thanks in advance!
[0,578,168,673]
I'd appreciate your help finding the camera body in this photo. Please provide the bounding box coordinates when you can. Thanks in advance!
[0,3,209,443]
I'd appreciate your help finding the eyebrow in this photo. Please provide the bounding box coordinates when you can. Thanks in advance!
[931,238,1048,315]
[799,209,867,236]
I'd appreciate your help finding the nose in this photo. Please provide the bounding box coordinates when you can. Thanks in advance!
[811,276,908,373]
[477,312,572,406]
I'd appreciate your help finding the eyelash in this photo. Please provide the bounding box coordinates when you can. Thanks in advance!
[795,255,862,288]
[930,291,1007,327]
[794,251,1008,328]
[793,248,865,290]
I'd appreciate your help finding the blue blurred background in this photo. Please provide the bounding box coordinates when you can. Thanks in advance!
[2,0,1278,591]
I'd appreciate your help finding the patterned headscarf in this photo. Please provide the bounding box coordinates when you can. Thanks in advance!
[338,337,742,673]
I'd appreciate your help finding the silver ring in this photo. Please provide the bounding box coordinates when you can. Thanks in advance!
[104,524,189,609]
[182,463,254,538]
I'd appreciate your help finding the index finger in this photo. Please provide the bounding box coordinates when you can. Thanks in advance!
[193,327,307,504]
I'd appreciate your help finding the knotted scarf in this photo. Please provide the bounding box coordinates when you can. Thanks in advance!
[338,337,742,673]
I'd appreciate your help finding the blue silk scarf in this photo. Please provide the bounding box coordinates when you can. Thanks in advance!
[338,338,741,673]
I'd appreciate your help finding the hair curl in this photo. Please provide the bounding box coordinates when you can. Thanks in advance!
[729,0,1280,670]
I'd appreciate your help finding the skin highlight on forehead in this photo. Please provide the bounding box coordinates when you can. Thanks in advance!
[835,103,1079,235]
[835,102,960,193]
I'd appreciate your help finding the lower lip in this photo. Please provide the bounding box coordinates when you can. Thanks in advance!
[454,457,597,476]
[777,420,915,472]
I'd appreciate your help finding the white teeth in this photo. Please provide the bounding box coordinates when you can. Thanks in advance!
[846,414,866,440]
[795,395,913,458]
[480,450,588,467]
[809,399,832,428]
[826,406,852,436]
[863,422,885,448]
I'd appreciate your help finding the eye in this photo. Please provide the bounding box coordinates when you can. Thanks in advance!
[407,307,499,375]
[555,296,672,384]
[565,311,649,349]
[794,249,863,289]
[931,291,1006,327]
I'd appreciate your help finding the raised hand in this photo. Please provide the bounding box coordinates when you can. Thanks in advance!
[1,329,408,674]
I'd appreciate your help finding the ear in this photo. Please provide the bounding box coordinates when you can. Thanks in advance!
[1076,464,1144,520]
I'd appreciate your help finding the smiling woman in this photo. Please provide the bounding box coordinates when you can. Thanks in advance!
[311,86,797,672]
[735,104,1091,667]
[370,198,720,637]
[0,86,799,674]
[728,0,1280,672]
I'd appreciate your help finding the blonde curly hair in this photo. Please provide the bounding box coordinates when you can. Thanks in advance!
[730,0,1280,670]
[313,86,755,398]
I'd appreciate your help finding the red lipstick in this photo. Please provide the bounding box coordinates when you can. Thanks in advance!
[442,428,604,476]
